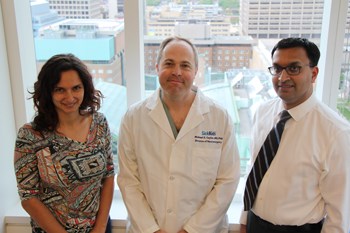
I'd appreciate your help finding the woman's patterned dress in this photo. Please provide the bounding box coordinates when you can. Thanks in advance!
[14,112,115,233]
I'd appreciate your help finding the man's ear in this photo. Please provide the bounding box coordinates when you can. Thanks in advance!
[311,66,319,83]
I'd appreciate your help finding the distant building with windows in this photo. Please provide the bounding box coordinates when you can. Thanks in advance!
[30,0,65,37]
[239,0,350,73]
[240,0,324,39]
[47,0,103,19]
[143,2,254,78]
[35,19,125,85]
[145,2,239,37]
[144,36,255,86]
[117,0,125,15]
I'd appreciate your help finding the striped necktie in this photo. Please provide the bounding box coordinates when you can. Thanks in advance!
[243,110,292,211]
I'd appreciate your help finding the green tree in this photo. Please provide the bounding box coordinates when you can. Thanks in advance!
[199,0,214,4]
[219,0,239,9]
[146,0,161,6]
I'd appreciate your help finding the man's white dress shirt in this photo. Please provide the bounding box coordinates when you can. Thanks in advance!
[240,94,350,233]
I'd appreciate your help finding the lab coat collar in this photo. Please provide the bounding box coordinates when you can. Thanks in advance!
[146,88,210,141]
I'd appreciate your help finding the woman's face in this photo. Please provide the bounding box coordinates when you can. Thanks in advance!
[51,69,85,117]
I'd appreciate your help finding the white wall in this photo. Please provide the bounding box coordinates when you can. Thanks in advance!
[0,1,37,233]
[1,0,36,128]
[0,2,20,233]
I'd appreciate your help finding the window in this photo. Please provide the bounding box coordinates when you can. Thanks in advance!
[30,0,127,170]
[337,2,350,120]
[140,0,348,224]
[2,0,349,230]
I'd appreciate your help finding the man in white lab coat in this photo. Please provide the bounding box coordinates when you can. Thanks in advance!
[117,36,241,233]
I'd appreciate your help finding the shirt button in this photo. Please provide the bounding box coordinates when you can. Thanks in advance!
[167,209,172,213]
[169,176,175,180]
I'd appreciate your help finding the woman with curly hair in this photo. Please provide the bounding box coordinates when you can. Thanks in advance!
[14,53,115,233]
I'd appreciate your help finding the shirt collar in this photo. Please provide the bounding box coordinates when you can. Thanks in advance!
[287,94,318,122]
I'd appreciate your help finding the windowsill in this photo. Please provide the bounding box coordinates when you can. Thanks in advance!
[5,180,244,231]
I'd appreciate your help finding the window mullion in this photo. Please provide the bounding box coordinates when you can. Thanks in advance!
[124,0,145,106]
[317,0,348,110]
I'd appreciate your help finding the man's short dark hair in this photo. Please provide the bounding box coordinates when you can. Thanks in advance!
[271,38,321,67]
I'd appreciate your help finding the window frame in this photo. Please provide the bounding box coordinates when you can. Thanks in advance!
[1,0,349,228]
[316,0,348,110]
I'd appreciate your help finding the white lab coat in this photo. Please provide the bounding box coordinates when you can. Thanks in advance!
[117,88,240,233]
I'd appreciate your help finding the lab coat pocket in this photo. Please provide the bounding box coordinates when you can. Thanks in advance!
[192,147,221,183]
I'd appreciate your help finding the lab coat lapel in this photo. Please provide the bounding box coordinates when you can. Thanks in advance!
[176,90,209,141]
[146,89,174,139]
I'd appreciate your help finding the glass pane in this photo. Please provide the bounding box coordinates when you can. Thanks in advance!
[338,3,350,122]
[143,0,325,223]
[29,0,126,171]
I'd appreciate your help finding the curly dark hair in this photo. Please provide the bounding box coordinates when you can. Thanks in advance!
[271,37,320,67]
[30,53,103,132]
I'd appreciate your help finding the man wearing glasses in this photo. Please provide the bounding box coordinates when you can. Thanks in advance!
[240,37,350,233]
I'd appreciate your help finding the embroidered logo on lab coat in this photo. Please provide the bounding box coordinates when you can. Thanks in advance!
[194,131,223,144]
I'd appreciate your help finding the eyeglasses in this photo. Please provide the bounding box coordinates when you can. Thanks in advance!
[268,64,313,76]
